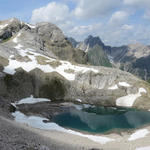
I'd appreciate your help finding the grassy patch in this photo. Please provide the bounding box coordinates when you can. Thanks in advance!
[64,69,75,74]
[36,56,62,68]
[0,56,9,66]
[4,74,13,87]
[147,79,150,84]
[16,55,32,62]
[48,60,62,68]
[2,37,11,43]
[36,56,49,65]
[26,52,34,55]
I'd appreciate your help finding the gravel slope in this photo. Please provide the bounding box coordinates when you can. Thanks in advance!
[0,115,91,150]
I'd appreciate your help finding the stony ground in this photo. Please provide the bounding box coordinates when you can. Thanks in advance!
[0,115,87,150]
[1,98,150,150]
[0,98,103,150]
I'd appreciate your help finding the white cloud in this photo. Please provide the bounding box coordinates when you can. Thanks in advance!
[31,2,70,24]
[143,10,150,21]
[109,11,129,26]
[30,0,150,46]
[122,24,133,30]
[74,0,121,19]
[68,23,102,40]
[124,0,150,6]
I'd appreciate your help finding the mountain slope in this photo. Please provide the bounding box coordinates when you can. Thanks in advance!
[71,35,150,80]
[0,18,87,65]
[87,45,112,67]
[0,18,150,110]
[75,35,112,67]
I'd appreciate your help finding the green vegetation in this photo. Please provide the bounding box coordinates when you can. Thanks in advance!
[36,56,49,65]
[147,79,150,84]
[4,74,13,87]
[36,56,62,68]
[64,69,75,73]
[2,37,11,43]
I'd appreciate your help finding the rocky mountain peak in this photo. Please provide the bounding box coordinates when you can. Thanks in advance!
[67,37,79,48]
[36,22,65,42]
[0,18,88,65]
[84,35,104,48]
[0,18,23,41]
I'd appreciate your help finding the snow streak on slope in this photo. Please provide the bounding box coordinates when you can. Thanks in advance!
[3,44,99,80]
[116,88,147,107]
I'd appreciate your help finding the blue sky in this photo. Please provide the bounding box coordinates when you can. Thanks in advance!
[1,0,150,46]
[0,0,51,21]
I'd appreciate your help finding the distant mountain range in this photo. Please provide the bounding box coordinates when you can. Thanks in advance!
[68,35,150,80]
[68,35,112,67]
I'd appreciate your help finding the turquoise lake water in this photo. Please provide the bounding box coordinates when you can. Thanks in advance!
[52,106,150,133]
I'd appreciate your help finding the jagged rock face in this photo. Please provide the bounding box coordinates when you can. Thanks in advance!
[0,18,150,110]
[36,22,65,42]
[87,45,112,67]
[67,37,79,48]
[0,18,22,40]
[73,35,111,67]
[77,35,104,51]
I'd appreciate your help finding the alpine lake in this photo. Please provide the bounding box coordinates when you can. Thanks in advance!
[52,105,150,134]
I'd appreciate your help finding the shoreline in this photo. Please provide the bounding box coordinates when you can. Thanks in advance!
[15,101,150,135]
[11,109,150,150]
[9,115,150,150]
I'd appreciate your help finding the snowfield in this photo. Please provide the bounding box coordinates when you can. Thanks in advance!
[116,88,147,107]
[118,82,131,87]
[16,95,51,105]
[108,84,118,90]
[0,24,8,30]
[136,146,150,150]
[3,45,99,80]
[128,129,149,141]
[13,32,22,43]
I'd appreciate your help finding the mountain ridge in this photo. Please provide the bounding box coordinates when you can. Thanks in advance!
[69,35,150,80]
[0,18,150,110]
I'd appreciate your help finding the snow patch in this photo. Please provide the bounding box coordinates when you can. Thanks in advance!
[116,88,147,107]
[118,82,131,87]
[25,23,36,29]
[136,146,150,150]
[76,99,82,103]
[16,95,51,105]
[128,129,149,141]
[13,32,22,43]
[72,104,92,110]
[12,111,114,144]
[0,24,8,30]
[3,48,99,81]
[108,84,118,90]
[108,55,114,63]
[15,44,23,49]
